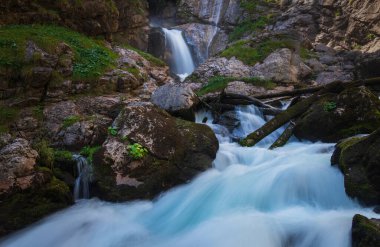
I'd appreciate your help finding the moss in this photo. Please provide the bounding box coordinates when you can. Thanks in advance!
[0,25,117,81]
[34,139,55,169]
[196,76,276,96]
[220,39,294,65]
[352,214,380,247]
[0,174,72,236]
[124,44,166,67]
[62,115,81,128]
[0,105,19,133]
[229,16,272,41]
[80,145,101,163]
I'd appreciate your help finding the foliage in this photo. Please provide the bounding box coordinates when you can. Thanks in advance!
[62,115,81,128]
[124,44,166,67]
[221,39,293,65]
[127,143,148,160]
[108,126,118,136]
[0,25,117,81]
[196,76,276,96]
[54,150,73,163]
[35,140,55,169]
[0,106,19,133]
[323,101,337,112]
[229,16,271,41]
[80,145,101,163]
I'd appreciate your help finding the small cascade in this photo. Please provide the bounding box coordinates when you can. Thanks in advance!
[162,28,195,81]
[73,155,91,201]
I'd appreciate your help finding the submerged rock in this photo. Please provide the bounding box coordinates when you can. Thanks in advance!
[331,128,380,206]
[352,214,380,247]
[294,86,380,142]
[92,103,218,201]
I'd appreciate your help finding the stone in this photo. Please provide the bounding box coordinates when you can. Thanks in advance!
[151,83,199,121]
[294,86,380,142]
[352,214,380,247]
[0,138,38,195]
[331,128,380,206]
[92,103,218,201]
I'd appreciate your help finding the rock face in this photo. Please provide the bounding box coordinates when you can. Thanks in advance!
[294,86,380,142]
[252,48,312,83]
[0,138,39,195]
[352,214,380,247]
[0,0,150,49]
[92,103,218,201]
[331,128,380,206]
[151,83,199,121]
[0,137,72,236]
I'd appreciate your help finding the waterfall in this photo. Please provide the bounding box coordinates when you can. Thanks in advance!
[2,105,376,247]
[73,155,91,201]
[162,28,195,81]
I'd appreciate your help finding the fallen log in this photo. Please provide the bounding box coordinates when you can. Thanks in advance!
[269,121,296,149]
[253,77,380,99]
[240,81,343,147]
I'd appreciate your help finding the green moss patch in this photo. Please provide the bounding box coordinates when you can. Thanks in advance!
[196,76,276,96]
[0,25,117,81]
[229,16,272,41]
[124,44,166,67]
[0,106,19,133]
[221,39,294,66]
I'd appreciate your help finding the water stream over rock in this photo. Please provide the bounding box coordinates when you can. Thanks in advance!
[162,28,195,81]
[1,105,375,247]
[73,155,91,201]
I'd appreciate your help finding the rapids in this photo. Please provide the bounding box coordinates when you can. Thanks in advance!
[1,105,376,247]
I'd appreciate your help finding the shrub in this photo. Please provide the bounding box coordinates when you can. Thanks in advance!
[108,126,118,136]
[323,101,337,112]
[35,140,55,169]
[80,146,101,163]
[127,143,148,160]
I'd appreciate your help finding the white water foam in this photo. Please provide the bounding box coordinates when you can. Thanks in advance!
[1,105,376,247]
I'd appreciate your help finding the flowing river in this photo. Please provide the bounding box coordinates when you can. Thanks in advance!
[1,105,376,247]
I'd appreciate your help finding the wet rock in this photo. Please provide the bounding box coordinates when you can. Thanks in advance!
[92,103,218,201]
[151,83,199,121]
[352,214,380,247]
[214,111,240,132]
[294,86,380,142]
[331,128,380,206]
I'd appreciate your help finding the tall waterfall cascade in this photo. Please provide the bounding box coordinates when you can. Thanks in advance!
[73,155,91,201]
[2,105,376,247]
[162,28,195,81]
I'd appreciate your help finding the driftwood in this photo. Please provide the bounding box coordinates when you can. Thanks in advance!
[240,81,344,147]
[252,77,380,99]
[269,121,296,149]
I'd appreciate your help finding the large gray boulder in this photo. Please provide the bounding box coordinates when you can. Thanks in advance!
[151,83,199,121]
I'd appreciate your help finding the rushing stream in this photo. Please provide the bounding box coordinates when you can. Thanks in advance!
[1,105,376,247]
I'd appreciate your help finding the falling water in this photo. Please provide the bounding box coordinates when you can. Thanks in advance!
[1,105,376,247]
[73,155,91,201]
[162,28,195,81]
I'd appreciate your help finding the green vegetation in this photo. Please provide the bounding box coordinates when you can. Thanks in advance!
[366,33,376,41]
[34,140,55,169]
[127,143,148,160]
[323,101,337,112]
[124,44,166,67]
[196,76,276,96]
[229,16,272,41]
[108,126,118,136]
[221,39,294,65]
[80,145,101,163]
[0,106,19,133]
[62,115,81,128]
[240,0,277,15]
[0,25,117,80]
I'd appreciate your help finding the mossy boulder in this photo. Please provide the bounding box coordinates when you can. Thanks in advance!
[352,214,380,247]
[294,86,380,142]
[331,128,380,206]
[91,103,219,201]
